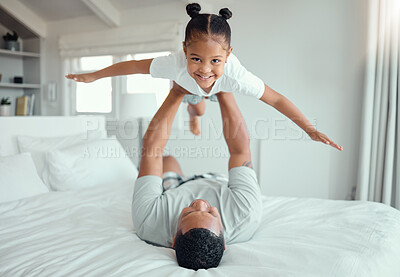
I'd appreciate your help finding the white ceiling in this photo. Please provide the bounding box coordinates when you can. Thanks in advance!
[19,0,183,22]
[112,0,181,10]
[20,0,93,22]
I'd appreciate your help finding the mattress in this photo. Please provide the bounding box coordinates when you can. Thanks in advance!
[1,182,399,277]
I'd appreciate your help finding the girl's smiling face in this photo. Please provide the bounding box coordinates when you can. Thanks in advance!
[183,37,233,93]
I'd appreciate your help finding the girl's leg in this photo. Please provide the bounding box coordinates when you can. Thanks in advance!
[187,99,205,136]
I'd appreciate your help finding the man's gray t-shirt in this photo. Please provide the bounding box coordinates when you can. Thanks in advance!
[132,166,262,248]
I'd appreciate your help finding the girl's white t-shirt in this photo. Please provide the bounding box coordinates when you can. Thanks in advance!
[149,50,265,98]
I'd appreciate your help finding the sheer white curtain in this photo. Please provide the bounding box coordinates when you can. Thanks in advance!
[356,0,400,208]
[59,21,181,58]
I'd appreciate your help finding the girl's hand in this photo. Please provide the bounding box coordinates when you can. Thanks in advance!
[307,130,343,151]
[65,73,97,83]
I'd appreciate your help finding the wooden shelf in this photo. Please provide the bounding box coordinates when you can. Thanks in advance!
[0,83,40,89]
[0,48,40,58]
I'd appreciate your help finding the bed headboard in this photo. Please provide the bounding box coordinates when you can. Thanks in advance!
[0,116,106,156]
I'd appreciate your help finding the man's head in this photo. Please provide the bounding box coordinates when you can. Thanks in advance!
[173,199,225,270]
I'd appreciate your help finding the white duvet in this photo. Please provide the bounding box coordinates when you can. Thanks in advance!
[1,183,400,277]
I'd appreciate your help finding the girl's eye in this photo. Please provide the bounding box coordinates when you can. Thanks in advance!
[192,58,201,62]
[212,59,220,63]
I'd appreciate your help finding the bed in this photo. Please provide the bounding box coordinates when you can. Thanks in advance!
[1,116,400,277]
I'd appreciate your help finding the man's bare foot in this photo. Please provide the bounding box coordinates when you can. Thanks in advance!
[189,114,201,136]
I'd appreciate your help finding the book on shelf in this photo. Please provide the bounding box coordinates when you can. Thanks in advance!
[16,94,35,116]
[16,96,28,116]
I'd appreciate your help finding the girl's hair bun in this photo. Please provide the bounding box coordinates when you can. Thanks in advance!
[186,3,201,18]
[219,8,232,20]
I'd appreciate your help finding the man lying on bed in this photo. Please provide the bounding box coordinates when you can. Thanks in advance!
[132,82,262,270]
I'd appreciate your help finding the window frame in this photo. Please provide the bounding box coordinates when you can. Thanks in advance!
[74,55,119,117]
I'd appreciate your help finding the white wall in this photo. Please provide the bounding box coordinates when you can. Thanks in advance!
[42,0,368,200]
[227,0,368,200]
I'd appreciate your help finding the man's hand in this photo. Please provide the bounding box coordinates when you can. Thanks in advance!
[171,82,191,96]
[65,73,98,83]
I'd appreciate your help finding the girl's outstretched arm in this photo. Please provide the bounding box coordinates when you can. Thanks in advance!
[65,59,153,83]
[260,84,343,151]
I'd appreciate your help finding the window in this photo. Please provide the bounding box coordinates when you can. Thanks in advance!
[75,55,113,113]
[126,51,171,108]
[74,52,171,115]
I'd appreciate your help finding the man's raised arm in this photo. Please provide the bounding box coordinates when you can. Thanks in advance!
[216,93,252,170]
[138,82,186,178]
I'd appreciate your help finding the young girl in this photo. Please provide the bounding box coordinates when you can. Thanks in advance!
[66,3,343,151]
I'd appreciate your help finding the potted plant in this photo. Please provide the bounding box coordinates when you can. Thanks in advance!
[0,97,12,116]
[3,31,20,51]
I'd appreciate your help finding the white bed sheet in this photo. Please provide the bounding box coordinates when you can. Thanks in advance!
[1,183,400,277]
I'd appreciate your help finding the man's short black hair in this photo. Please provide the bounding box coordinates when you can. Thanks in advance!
[174,228,225,270]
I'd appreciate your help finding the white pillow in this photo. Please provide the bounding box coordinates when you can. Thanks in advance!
[17,130,106,179]
[43,137,138,191]
[0,153,49,203]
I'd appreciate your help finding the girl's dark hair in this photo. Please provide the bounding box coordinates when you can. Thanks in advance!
[185,3,232,49]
